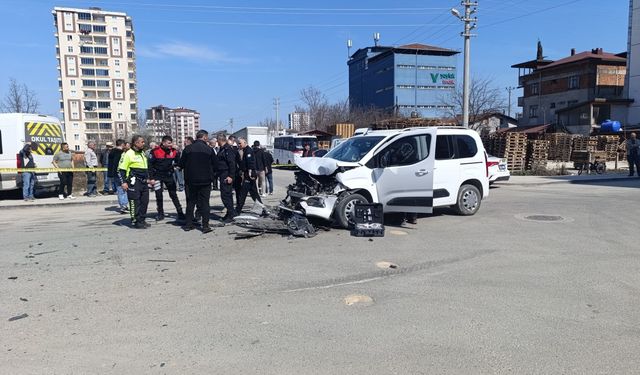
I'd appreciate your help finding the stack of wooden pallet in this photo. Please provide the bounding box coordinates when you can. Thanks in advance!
[526,140,550,170]
[598,135,622,161]
[492,133,528,172]
[573,136,598,152]
[544,133,574,162]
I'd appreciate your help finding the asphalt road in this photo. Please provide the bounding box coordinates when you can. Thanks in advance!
[2,171,640,374]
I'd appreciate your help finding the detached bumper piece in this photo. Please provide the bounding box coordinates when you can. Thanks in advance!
[350,203,385,237]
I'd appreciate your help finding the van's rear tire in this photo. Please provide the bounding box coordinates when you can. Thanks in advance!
[453,184,481,216]
[334,193,368,229]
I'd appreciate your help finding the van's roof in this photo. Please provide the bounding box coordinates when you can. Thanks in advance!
[354,127,478,137]
[0,113,62,122]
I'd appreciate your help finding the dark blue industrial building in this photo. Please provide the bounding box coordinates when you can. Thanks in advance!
[348,43,459,118]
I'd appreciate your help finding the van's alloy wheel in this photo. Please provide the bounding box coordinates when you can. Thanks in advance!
[334,193,368,229]
[454,184,481,216]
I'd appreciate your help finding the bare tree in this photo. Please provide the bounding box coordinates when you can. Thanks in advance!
[257,117,278,131]
[348,105,394,129]
[438,77,507,129]
[0,78,40,113]
[299,86,331,131]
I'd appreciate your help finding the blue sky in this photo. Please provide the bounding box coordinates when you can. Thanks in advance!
[0,0,630,132]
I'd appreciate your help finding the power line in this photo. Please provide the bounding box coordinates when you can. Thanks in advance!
[138,20,459,28]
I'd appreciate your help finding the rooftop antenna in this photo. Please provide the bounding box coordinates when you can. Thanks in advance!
[373,32,380,47]
[347,39,353,59]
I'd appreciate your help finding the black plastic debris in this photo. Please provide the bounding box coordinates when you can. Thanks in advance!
[351,203,385,237]
[8,313,28,322]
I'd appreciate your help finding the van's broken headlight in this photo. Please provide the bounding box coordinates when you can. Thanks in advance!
[305,197,325,208]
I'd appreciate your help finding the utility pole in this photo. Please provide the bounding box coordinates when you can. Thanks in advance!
[274,97,281,134]
[452,1,478,128]
[505,86,516,118]
[229,118,234,135]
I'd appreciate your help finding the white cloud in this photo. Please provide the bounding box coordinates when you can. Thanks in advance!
[137,41,249,64]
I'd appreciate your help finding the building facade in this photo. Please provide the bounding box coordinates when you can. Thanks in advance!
[145,105,172,142]
[53,7,137,151]
[513,47,628,134]
[288,112,310,131]
[626,0,640,127]
[168,108,200,150]
[348,43,458,118]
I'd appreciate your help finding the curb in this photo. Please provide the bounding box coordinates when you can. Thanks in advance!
[0,198,120,210]
[505,176,637,186]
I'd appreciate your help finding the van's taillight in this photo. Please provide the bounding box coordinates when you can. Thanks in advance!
[16,153,22,169]
[484,151,489,178]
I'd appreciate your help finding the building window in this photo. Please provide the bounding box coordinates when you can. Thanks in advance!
[397,85,415,89]
[98,113,112,119]
[80,57,94,65]
[74,134,80,140]
[550,102,556,109]
[68,46,73,53]
[70,79,76,86]
[529,105,539,118]
[112,27,118,33]
[96,80,110,87]
[67,35,73,41]
[98,101,111,109]
[530,83,539,95]
[114,60,120,66]
[80,46,93,54]
[93,25,106,33]
[82,68,95,76]
[82,80,96,87]
[418,66,438,70]
[78,12,91,20]
[94,47,108,55]
[78,24,92,33]
[96,69,109,76]
[99,123,112,130]
[397,64,415,69]
[96,59,108,66]
[568,75,580,89]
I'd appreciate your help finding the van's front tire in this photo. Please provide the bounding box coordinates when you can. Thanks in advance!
[334,193,368,229]
[453,184,481,215]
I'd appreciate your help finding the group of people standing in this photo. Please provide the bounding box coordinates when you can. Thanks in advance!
[117,130,274,233]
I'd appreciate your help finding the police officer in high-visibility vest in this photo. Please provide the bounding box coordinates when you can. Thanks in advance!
[118,135,155,229]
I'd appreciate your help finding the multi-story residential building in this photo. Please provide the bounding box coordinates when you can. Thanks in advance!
[145,105,172,143]
[53,7,137,151]
[288,112,310,132]
[168,108,200,150]
[348,43,459,118]
[512,47,629,134]
[144,106,200,148]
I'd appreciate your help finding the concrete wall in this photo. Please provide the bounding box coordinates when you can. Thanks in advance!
[627,0,640,126]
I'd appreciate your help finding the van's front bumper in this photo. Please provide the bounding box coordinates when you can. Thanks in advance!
[298,195,338,221]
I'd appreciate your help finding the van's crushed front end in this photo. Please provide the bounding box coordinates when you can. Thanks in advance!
[280,157,358,221]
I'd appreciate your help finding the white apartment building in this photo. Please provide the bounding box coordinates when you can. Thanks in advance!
[145,105,200,149]
[288,112,310,132]
[53,7,137,151]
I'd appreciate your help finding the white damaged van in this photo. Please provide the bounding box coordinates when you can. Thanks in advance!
[282,127,490,228]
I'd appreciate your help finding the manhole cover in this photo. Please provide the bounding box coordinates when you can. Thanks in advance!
[525,215,564,222]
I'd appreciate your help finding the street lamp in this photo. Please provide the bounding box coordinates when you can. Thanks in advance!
[451,2,478,128]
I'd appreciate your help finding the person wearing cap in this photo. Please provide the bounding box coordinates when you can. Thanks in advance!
[101,141,114,194]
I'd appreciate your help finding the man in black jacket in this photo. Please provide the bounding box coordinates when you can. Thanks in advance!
[235,137,263,214]
[216,133,237,223]
[149,135,185,221]
[179,130,217,233]
[253,140,267,197]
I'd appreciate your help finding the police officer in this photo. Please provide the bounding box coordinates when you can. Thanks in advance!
[216,133,237,223]
[149,135,185,221]
[118,135,154,229]
[179,130,217,234]
[235,137,263,214]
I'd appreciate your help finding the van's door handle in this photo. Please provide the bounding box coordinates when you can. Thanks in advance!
[415,169,429,177]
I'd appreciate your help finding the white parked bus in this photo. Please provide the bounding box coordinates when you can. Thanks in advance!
[273,135,317,164]
[0,113,66,193]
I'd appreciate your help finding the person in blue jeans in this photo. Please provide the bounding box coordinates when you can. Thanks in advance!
[18,143,36,201]
[108,139,129,213]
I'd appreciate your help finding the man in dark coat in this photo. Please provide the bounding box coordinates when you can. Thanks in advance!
[179,130,217,233]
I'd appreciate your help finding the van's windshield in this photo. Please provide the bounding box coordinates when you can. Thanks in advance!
[325,136,385,162]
